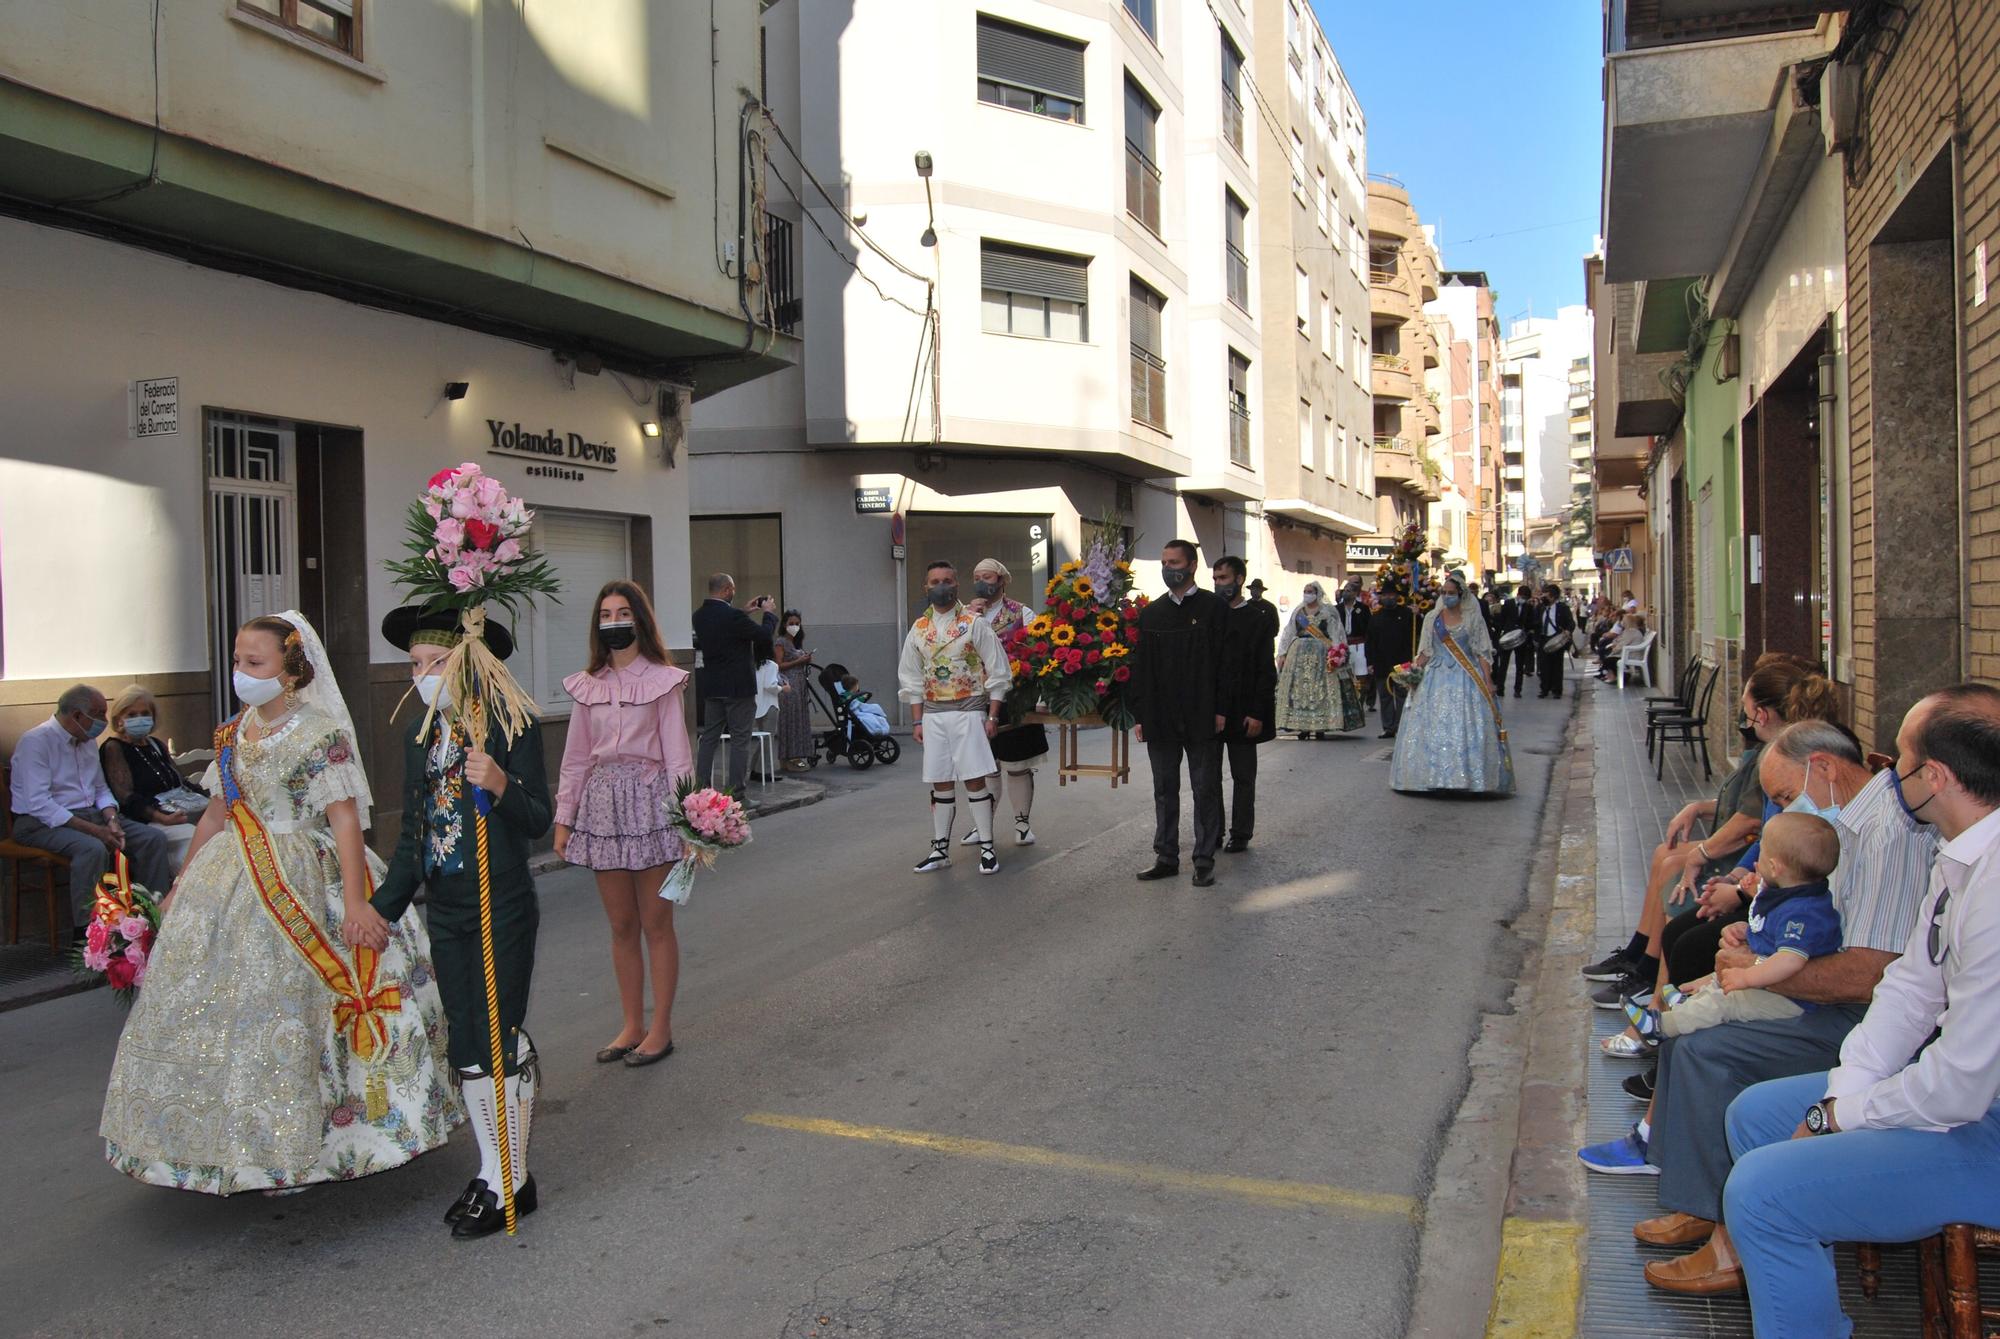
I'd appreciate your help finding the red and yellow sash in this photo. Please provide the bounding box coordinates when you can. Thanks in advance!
[216,718,402,1061]
[94,850,144,923]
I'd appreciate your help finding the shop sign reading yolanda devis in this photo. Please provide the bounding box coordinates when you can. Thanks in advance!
[486,419,618,483]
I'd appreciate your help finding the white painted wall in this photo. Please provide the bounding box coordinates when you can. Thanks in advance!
[0,219,688,681]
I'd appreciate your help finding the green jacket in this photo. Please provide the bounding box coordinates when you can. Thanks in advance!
[372,713,552,924]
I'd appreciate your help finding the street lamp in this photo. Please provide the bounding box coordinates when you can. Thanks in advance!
[914,150,942,452]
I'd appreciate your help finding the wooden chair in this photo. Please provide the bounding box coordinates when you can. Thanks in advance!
[0,761,71,953]
[1852,1228,1999,1337]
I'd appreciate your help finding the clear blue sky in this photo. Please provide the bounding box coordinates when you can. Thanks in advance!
[1315,0,1602,324]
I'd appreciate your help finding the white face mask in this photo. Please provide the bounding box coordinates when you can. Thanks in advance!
[785,623,802,636]
[233,669,284,708]
[414,675,449,709]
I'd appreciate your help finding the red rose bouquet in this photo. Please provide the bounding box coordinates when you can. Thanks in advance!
[72,853,161,1004]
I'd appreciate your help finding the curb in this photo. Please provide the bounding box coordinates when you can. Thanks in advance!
[1404,690,1591,1339]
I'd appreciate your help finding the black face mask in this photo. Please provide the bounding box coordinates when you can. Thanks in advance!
[1737,718,1759,747]
[929,583,958,610]
[1215,581,1240,603]
[1162,565,1194,589]
[972,579,1000,600]
[599,623,637,651]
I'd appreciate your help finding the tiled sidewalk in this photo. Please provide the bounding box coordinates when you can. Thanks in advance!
[1575,678,1951,1337]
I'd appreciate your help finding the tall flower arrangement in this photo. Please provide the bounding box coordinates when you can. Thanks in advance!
[1004,521,1146,730]
[386,462,560,742]
[1374,520,1438,614]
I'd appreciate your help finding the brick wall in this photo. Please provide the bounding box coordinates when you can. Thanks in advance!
[1846,0,2000,745]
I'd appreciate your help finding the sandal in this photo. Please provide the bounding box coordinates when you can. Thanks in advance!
[1600,1031,1655,1059]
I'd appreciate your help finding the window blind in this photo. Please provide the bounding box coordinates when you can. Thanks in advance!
[1130,278,1165,354]
[982,242,1089,304]
[977,15,1085,103]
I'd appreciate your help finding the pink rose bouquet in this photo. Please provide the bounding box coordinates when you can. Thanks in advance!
[72,855,162,1004]
[1325,642,1350,672]
[657,776,753,904]
[389,463,556,606]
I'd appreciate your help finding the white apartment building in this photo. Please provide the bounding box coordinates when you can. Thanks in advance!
[0,1,789,845]
[1502,307,1595,521]
[695,0,1375,697]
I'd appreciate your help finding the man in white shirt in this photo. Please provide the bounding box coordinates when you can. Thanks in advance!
[1721,683,2000,1338]
[8,684,175,932]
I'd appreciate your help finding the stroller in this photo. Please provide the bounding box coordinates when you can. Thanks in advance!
[810,663,902,770]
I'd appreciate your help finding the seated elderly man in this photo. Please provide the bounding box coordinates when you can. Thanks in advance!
[1623,716,1939,1294]
[1721,684,2000,1337]
[8,684,175,934]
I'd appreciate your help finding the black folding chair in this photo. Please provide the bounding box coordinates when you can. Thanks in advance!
[1653,663,1721,780]
[1645,659,1704,760]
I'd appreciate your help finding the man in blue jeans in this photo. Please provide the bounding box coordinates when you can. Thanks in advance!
[1723,683,2000,1338]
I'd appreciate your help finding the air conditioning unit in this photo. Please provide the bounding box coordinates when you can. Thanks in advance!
[1821,60,1860,156]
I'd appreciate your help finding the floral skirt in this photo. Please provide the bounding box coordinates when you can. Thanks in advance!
[565,760,686,871]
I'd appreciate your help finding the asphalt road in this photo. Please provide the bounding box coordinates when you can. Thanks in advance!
[0,688,1577,1339]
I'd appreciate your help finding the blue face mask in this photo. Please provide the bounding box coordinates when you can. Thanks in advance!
[123,715,155,740]
[1441,594,1461,609]
[1785,758,1842,823]
[73,712,107,740]
[1890,763,1936,825]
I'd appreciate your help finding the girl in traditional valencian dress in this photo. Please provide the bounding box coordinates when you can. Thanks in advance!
[101,613,457,1195]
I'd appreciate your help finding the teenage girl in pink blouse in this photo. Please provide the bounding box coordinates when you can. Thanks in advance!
[554,580,694,1068]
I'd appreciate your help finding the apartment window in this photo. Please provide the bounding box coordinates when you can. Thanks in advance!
[1335,423,1348,479]
[1225,192,1251,312]
[1353,329,1367,381]
[1220,34,1246,154]
[976,15,1086,124]
[1299,400,1314,470]
[1124,77,1163,235]
[1334,312,1346,369]
[238,0,360,56]
[1290,131,1307,203]
[1227,351,1252,468]
[1295,267,1310,334]
[1315,169,1330,235]
[1130,278,1168,431]
[1318,293,1331,359]
[981,241,1090,341]
[1123,0,1157,41]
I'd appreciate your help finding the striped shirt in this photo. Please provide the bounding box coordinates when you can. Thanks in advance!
[1830,768,1941,954]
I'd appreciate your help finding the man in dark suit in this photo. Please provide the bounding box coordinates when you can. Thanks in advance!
[1535,585,1577,699]
[1365,591,1418,740]
[1132,540,1229,888]
[1490,585,1522,694]
[691,572,777,794]
[1335,579,1372,708]
[375,604,553,1239]
[1214,559,1278,854]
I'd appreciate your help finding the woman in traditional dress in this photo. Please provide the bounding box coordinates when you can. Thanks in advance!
[773,609,815,773]
[963,557,1047,846]
[1390,572,1515,796]
[1275,583,1362,739]
[101,613,457,1195]
[555,579,693,1069]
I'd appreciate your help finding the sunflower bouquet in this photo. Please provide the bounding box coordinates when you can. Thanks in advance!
[1003,524,1146,729]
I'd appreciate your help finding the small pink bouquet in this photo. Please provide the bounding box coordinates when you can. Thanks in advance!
[1325,642,1350,673]
[386,461,559,605]
[73,854,161,1004]
[658,777,753,904]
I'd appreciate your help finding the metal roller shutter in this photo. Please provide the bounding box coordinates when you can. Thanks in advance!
[976,15,1085,104]
[981,242,1089,304]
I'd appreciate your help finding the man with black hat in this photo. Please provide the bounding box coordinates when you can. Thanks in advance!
[374,603,553,1239]
[1213,558,1278,853]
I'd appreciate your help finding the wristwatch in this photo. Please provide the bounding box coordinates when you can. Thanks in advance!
[1804,1099,1838,1135]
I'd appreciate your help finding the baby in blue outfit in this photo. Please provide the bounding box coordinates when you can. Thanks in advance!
[1660,811,1843,1037]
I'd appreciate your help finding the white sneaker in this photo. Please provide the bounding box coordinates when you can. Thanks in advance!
[1014,817,1036,846]
[914,840,952,873]
[978,844,999,875]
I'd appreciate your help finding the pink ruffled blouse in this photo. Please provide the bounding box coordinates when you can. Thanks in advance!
[554,657,695,827]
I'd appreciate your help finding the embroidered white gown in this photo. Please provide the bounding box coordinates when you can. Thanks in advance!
[100,707,458,1194]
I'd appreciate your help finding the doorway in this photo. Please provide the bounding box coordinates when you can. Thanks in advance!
[206,414,298,724]
[903,512,1051,615]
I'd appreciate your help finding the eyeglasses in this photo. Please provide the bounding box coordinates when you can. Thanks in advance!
[1928,886,1952,966]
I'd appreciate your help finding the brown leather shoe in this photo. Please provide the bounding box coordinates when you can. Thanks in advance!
[1643,1234,1744,1295]
[1634,1211,1715,1247]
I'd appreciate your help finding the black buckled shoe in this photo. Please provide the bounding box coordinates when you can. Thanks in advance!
[444,1177,487,1224]
[451,1174,538,1239]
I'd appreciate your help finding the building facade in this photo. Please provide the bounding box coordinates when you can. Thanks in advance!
[1363,178,1444,565]
[1429,271,1504,580]
[0,1,792,846]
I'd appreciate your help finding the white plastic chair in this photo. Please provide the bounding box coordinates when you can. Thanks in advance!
[1616,631,1659,690]
[721,731,776,783]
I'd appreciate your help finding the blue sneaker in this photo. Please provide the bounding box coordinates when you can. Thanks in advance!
[1578,1128,1659,1176]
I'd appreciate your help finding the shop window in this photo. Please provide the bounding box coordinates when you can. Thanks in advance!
[903,513,1050,617]
[689,515,785,632]
[238,0,360,56]
[518,508,633,717]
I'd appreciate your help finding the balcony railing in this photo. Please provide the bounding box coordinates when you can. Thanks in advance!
[1368,265,1399,286]
[1125,142,1162,234]
[1228,406,1252,468]
[1221,89,1245,154]
[763,213,799,335]
[1372,435,1407,452]
[1226,242,1250,311]
[1372,353,1409,372]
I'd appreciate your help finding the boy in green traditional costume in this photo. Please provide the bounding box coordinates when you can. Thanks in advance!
[376,603,552,1239]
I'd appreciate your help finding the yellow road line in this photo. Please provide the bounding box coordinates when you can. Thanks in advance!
[741,1112,1416,1219]
[1485,1218,1583,1338]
